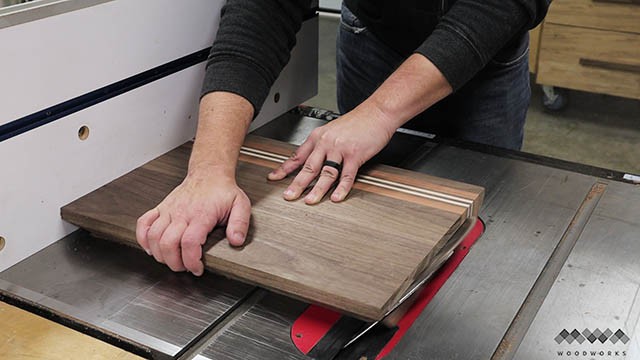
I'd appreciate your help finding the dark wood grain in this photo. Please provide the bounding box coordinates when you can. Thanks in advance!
[61,136,483,320]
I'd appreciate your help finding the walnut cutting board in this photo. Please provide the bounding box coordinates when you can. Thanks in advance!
[61,135,483,320]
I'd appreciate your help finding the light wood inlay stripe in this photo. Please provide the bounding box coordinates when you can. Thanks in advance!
[240,146,473,216]
[357,178,472,217]
[240,147,289,162]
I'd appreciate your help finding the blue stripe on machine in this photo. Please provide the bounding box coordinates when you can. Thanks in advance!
[0,47,211,143]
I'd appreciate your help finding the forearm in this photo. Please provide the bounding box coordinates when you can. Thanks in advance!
[188,91,253,179]
[357,54,453,136]
[201,0,310,115]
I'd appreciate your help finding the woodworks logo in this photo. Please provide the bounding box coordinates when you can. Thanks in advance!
[555,328,629,358]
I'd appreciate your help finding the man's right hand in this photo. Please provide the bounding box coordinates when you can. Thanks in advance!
[134,91,255,276]
[136,172,251,276]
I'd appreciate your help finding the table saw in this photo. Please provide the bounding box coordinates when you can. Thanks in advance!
[1,1,639,359]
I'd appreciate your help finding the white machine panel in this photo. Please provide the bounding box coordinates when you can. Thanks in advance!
[0,0,221,125]
[0,11,317,270]
[320,0,342,11]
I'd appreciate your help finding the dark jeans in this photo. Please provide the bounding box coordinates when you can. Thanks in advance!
[336,4,531,150]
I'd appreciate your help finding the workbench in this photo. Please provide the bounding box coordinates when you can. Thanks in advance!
[1,111,638,360]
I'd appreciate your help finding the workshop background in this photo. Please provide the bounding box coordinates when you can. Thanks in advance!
[1,1,639,359]
[312,0,640,175]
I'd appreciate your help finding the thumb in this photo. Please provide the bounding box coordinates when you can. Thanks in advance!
[226,194,251,246]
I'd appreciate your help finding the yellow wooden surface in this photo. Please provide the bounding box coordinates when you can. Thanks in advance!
[0,301,143,360]
[537,23,640,100]
[546,0,640,34]
[529,23,543,74]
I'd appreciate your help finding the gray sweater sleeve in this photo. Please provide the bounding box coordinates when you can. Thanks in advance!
[201,0,311,115]
[202,0,549,112]
[416,0,550,91]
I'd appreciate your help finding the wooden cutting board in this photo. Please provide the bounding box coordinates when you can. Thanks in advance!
[61,135,483,320]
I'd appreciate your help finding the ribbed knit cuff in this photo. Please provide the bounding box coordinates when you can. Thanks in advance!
[201,56,271,116]
[415,24,484,92]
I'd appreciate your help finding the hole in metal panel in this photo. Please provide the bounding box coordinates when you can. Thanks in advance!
[78,125,90,140]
